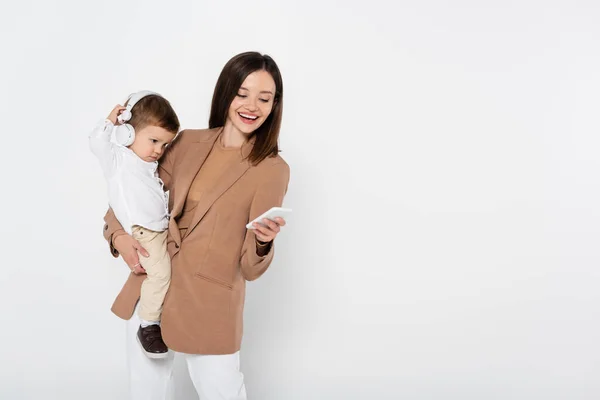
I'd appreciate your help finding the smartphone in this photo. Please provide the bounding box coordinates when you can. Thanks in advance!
[246,207,292,229]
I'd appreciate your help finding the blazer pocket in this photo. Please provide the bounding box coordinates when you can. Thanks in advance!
[196,213,234,284]
[194,272,233,290]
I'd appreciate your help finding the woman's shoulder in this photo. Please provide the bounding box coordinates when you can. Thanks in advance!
[257,152,289,169]
[254,153,290,182]
[178,127,222,143]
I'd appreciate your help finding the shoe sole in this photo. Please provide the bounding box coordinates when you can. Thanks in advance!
[136,334,170,359]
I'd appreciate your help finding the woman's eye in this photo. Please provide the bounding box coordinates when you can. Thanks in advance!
[259,98,270,103]
[151,139,158,143]
[237,94,247,98]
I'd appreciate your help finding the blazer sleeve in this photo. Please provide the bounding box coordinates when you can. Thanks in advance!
[239,160,290,281]
[103,208,126,258]
[102,130,187,257]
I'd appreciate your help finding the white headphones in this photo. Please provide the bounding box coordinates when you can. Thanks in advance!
[115,90,161,146]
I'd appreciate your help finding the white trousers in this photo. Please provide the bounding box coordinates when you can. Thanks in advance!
[126,306,247,400]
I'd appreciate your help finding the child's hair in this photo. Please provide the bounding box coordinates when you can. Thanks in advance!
[125,95,180,134]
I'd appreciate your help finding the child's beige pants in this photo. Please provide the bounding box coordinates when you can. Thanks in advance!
[132,225,171,322]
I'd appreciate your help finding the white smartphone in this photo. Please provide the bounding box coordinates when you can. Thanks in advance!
[246,207,292,229]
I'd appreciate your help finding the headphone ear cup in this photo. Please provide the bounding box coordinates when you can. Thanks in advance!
[118,109,132,123]
[115,124,135,146]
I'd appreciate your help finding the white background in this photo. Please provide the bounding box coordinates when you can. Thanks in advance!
[1,0,599,399]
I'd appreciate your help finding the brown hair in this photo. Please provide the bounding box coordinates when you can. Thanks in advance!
[126,95,180,134]
[209,52,283,165]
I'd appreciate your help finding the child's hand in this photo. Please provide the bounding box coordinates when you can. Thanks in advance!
[107,105,127,124]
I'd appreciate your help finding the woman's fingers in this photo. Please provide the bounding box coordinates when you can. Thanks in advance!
[252,218,283,241]
[126,256,146,275]
[262,218,281,233]
[124,251,140,270]
[129,240,148,273]
[113,233,148,273]
[252,223,270,240]
[273,217,286,227]
[131,262,146,275]
[133,241,149,257]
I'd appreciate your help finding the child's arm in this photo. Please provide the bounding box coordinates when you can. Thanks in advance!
[89,105,125,177]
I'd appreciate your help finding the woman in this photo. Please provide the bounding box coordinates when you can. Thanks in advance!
[102,51,290,400]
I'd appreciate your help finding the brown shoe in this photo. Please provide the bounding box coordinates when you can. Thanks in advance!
[137,325,169,359]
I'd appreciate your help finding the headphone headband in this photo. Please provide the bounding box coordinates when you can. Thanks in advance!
[125,90,161,111]
[118,90,161,123]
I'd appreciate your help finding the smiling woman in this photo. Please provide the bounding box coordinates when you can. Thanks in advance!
[209,52,283,164]
[229,72,275,129]
[102,51,290,400]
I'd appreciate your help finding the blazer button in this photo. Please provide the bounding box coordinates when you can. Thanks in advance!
[104,224,108,231]
[175,243,179,248]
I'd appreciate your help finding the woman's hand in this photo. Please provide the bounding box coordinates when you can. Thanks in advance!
[107,104,126,124]
[113,233,149,274]
[252,217,286,243]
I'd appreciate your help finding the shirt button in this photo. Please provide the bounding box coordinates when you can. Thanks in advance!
[175,244,180,248]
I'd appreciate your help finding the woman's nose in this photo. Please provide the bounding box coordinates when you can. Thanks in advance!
[245,99,259,111]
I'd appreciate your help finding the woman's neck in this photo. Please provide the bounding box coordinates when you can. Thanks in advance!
[221,121,247,148]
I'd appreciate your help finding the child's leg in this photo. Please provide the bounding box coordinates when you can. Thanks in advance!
[138,228,171,321]
[131,226,171,358]
[134,228,171,322]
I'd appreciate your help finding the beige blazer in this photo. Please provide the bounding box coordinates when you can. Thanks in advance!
[103,127,290,354]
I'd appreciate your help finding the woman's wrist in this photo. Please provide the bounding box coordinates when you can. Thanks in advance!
[255,237,272,256]
[112,229,128,248]
[254,236,273,248]
[255,238,272,247]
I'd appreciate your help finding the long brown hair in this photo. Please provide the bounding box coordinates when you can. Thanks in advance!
[209,52,283,165]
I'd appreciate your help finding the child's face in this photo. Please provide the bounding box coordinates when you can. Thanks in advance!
[129,125,176,162]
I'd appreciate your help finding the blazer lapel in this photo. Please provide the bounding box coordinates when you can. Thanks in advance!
[183,138,254,239]
[169,129,221,246]
[183,158,251,239]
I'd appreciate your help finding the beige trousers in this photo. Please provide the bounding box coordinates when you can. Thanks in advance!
[132,225,171,322]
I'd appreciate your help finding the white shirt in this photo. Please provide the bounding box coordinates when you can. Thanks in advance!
[89,119,169,235]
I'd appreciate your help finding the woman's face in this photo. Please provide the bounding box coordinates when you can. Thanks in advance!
[227,70,276,137]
